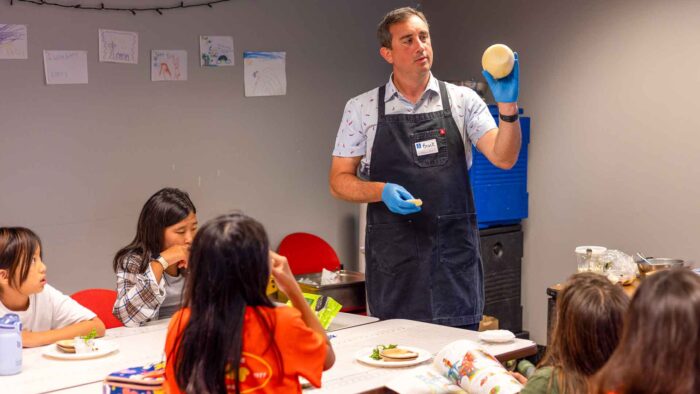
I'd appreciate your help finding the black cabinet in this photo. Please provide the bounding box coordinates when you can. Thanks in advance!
[479,224,523,333]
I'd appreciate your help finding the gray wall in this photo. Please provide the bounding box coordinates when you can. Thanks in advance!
[0,0,409,291]
[425,0,700,343]
[5,0,699,345]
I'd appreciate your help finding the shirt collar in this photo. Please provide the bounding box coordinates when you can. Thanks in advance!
[385,73,440,103]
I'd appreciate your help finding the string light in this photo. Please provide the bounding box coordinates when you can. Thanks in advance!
[8,0,232,15]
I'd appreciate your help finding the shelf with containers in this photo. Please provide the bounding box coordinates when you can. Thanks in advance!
[473,106,530,338]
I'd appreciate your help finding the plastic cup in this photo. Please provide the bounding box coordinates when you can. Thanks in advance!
[575,246,607,273]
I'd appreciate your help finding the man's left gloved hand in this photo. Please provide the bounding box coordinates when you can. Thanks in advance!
[482,52,519,103]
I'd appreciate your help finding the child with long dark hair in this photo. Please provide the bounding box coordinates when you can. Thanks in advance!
[112,187,198,326]
[592,268,700,394]
[0,227,105,347]
[164,213,335,393]
[513,272,628,393]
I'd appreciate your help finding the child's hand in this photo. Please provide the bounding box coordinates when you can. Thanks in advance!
[161,244,190,269]
[509,371,528,385]
[269,251,300,297]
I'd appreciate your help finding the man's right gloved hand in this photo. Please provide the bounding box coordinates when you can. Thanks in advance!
[482,52,519,103]
[381,183,421,215]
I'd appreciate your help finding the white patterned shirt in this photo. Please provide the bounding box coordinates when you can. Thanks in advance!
[332,73,496,179]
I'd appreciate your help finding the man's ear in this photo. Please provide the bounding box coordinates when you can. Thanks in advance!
[380,46,393,64]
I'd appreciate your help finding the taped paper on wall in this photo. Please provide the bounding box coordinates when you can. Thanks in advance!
[244,51,286,97]
[0,24,28,59]
[151,50,187,81]
[43,50,88,85]
[99,29,138,64]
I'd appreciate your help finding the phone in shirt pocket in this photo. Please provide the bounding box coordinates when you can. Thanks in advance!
[411,129,449,168]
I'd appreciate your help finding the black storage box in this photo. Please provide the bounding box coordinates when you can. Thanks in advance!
[479,224,524,333]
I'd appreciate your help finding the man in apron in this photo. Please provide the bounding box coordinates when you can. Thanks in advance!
[329,7,521,329]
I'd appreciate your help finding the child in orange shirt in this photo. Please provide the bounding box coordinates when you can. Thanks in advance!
[164,213,335,393]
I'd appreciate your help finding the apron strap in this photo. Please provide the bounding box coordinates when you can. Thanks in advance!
[378,85,386,118]
[438,81,451,116]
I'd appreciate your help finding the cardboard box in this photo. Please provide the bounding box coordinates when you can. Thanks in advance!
[479,315,499,331]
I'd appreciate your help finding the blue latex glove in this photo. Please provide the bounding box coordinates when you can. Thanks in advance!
[381,183,421,215]
[482,52,519,103]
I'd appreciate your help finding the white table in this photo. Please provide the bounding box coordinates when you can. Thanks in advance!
[1,319,170,394]
[304,319,536,394]
[2,316,535,394]
[327,312,378,332]
[0,312,378,394]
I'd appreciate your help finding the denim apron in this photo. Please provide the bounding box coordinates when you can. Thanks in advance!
[365,81,484,327]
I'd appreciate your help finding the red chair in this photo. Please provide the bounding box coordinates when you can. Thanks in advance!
[278,232,367,314]
[277,232,341,275]
[71,288,124,329]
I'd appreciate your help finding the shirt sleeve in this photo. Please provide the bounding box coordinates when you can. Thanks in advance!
[112,255,166,327]
[45,285,97,330]
[164,309,189,394]
[519,367,556,394]
[462,88,497,147]
[332,97,367,158]
[276,307,327,388]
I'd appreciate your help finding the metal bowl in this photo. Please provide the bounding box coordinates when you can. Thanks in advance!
[294,270,366,310]
[636,257,684,274]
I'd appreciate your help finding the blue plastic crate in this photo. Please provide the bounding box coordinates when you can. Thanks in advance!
[469,106,530,229]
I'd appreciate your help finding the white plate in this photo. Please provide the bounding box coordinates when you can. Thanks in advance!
[478,329,515,343]
[43,339,118,360]
[355,346,432,368]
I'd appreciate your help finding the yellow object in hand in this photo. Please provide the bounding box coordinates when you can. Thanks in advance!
[407,199,423,207]
[266,276,277,295]
[482,44,515,79]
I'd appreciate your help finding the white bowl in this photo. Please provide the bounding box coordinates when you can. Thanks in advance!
[478,329,515,343]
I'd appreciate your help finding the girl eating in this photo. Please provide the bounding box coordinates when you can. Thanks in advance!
[165,212,335,393]
[112,187,198,326]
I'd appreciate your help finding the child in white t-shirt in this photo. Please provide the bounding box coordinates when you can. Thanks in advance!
[0,227,105,347]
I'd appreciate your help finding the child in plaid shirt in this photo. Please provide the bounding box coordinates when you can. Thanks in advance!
[112,188,198,327]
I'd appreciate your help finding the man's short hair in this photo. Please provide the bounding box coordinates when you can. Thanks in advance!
[377,7,429,49]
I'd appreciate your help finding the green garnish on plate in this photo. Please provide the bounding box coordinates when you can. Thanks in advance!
[80,329,97,343]
[370,344,397,360]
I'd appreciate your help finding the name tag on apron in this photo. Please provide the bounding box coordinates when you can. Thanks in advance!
[415,139,439,156]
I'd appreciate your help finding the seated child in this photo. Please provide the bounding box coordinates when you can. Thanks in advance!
[165,213,335,393]
[112,187,198,326]
[591,268,700,394]
[514,272,629,393]
[0,227,105,348]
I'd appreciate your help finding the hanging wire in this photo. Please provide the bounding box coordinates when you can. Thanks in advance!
[8,0,231,15]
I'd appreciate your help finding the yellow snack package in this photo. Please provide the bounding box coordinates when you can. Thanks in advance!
[287,293,342,330]
[266,276,277,296]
